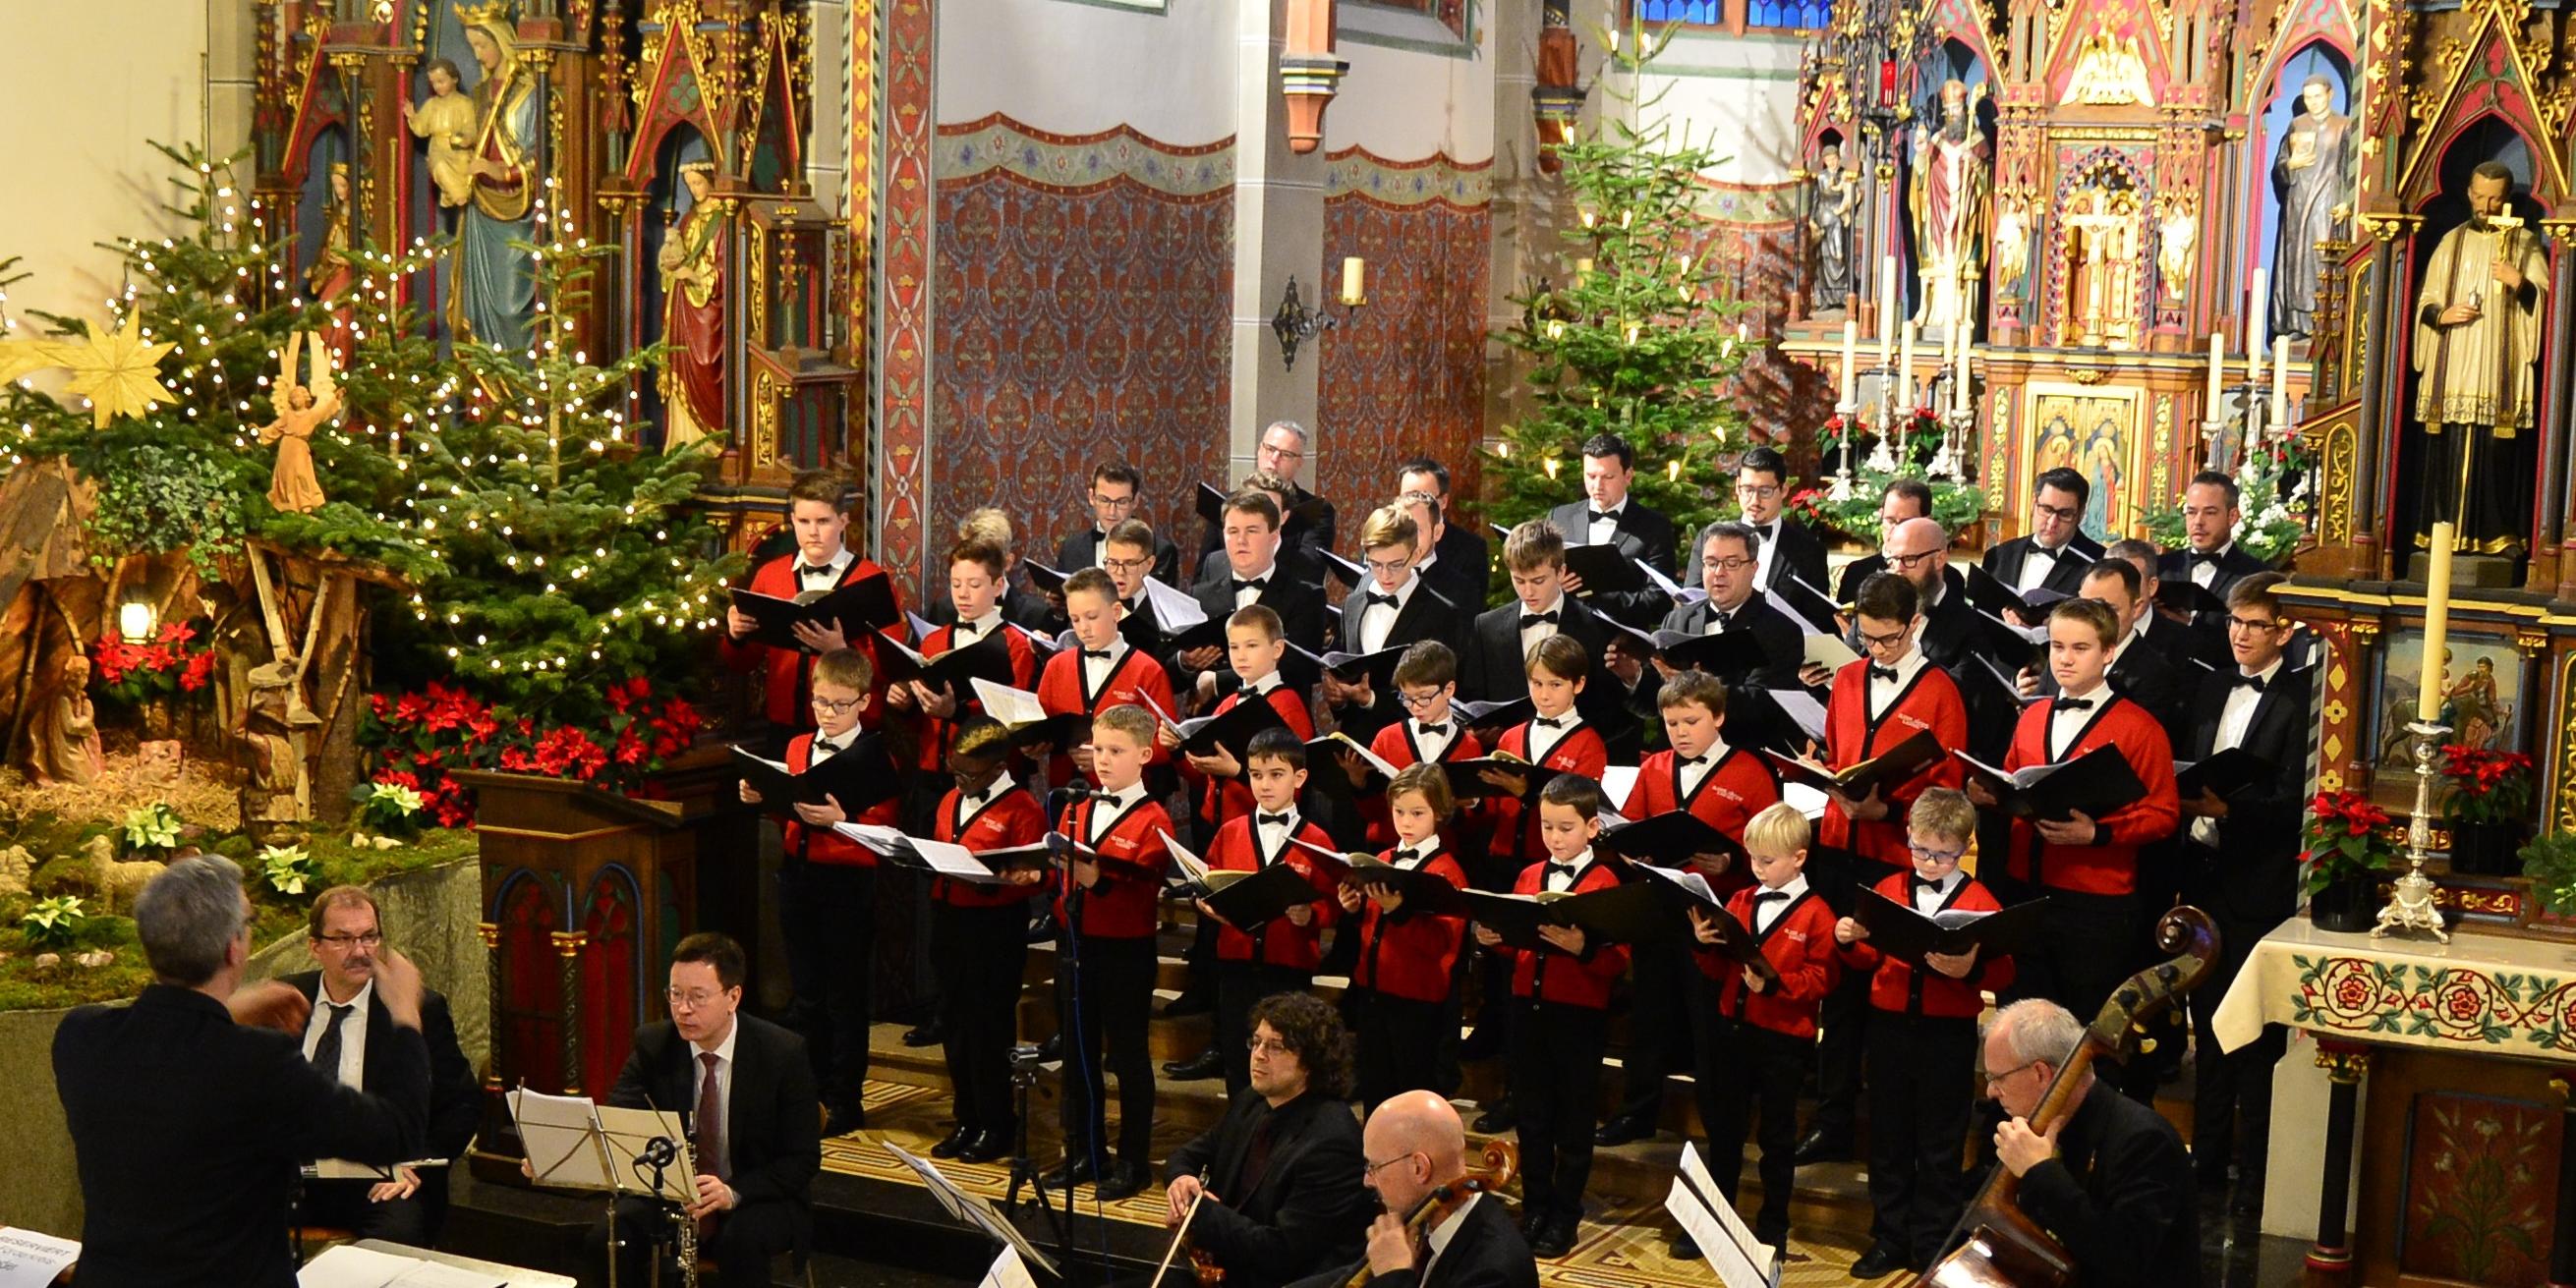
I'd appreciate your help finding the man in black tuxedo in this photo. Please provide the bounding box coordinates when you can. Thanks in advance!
[1058,462,1183,587]
[2103,539,2198,666]
[1163,994,1376,1288]
[1734,444,1830,594]
[1634,522,1807,745]
[1463,521,1629,736]
[592,932,821,1288]
[56,856,429,1288]
[2175,573,2309,1213]
[1287,1091,1539,1288]
[1402,457,1492,606]
[284,886,481,1246]
[1197,420,1339,579]
[1986,1000,2198,1287]
[1981,467,2104,624]
[1399,488,1486,615]
[1177,491,1329,693]
[2026,560,2188,749]
[1328,505,1467,742]
[2159,472,2271,670]
[1834,478,1933,602]
[1546,432,1680,629]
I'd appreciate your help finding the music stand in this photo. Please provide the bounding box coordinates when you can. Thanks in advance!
[885,1142,1062,1280]
[509,1086,693,1288]
[1665,1143,1781,1288]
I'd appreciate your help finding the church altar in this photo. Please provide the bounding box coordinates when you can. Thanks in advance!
[2212,917,2576,1287]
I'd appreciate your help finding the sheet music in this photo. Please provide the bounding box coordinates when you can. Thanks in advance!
[1637,560,1709,606]
[907,610,939,642]
[970,678,1050,729]
[830,821,912,858]
[1764,688,1829,742]
[298,1244,506,1288]
[1326,732,1399,780]
[912,836,1010,882]
[1140,577,1210,632]
[1783,782,1831,820]
[0,1226,79,1288]
[1764,588,1829,638]
[1158,829,1216,885]
[884,1143,1060,1278]
[1600,765,1641,809]
[977,1247,1041,1288]
[1803,633,1860,671]
[1663,1177,1774,1288]
[506,1088,691,1201]
[1675,1141,1779,1286]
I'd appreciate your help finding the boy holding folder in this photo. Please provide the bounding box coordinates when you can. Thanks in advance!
[1339,762,1471,1109]
[1190,728,1338,1092]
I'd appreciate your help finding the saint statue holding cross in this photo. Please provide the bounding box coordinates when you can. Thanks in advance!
[2413,161,2548,556]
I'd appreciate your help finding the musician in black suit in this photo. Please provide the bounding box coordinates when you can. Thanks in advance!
[1834,478,1933,602]
[1735,444,1830,594]
[2103,539,2198,666]
[1545,433,1680,629]
[1196,420,1339,578]
[2158,473,2272,670]
[284,886,482,1246]
[1980,468,2105,623]
[592,933,821,1288]
[1400,488,1486,616]
[55,856,430,1288]
[1286,1091,1539,1288]
[2175,573,2309,1211]
[1164,994,1376,1288]
[1640,521,1808,707]
[1985,1000,2198,1288]
[1058,462,1184,587]
[1402,456,1492,604]
[1329,505,1467,742]
[1178,490,1331,694]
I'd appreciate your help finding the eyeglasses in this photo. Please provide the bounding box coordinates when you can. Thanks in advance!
[1102,555,1153,574]
[667,987,730,1011]
[1887,549,1940,570]
[1396,689,1449,709]
[1261,441,1307,463]
[1366,557,1413,578]
[2225,615,2284,634]
[1858,625,1911,649]
[1701,556,1755,573]
[1246,1035,1290,1056]
[1981,1058,2042,1085]
[811,695,864,714]
[316,931,383,949]
[1909,842,1968,865]
[2032,501,2080,523]
[1363,1149,1424,1180]
[1090,492,1138,510]
[1735,483,1782,501]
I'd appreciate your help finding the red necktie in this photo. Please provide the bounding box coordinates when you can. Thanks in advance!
[696,1052,728,1181]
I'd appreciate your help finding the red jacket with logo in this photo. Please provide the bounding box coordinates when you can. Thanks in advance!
[1055,792,1174,939]
[1502,856,1629,1010]
[1351,842,1469,1005]
[1202,813,1338,971]
[777,730,903,866]
[719,552,899,728]
[1179,681,1316,827]
[1620,745,1780,902]
[1702,885,1838,1040]
[904,621,1039,772]
[2000,695,2180,896]
[931,783,1049,910]
[1818,657,1969,872]
[1835,870,2015,1019]
[1034,644,1176,783]
[1483,719,1608,863]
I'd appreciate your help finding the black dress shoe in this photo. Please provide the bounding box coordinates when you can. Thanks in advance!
[1472,1101,1517,1134]
[1669,1232,1700,1260]
[930,1126,972,1159]
[1041,1154,1097,1189]
[1528,1215,1575,1259]
[823,1105,867,1137]
[956,1128,1011,1164]
[1160,989,1214,1019]
[1095,1159,1150,1202]
[1848,1246,1909,1279]
[1792,1124,1853,1166]
[1163,1050,1225,1081]
[1594,1114,1654,1148]
[903,1022,944,1047]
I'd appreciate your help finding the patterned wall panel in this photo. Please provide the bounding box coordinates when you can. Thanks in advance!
[1318,149,1495,539]
[932,117,1236,565]
[879,0,936,590]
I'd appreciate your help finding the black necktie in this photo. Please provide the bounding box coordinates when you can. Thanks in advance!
[2058,697,2094,711]
[310,1001,354,1077]
[1869,664,1901,682]
[1534,716,1565,729]
[1232,578,1267,593]
[1417,723,1449,737]
[1082,647,1114,661]
[1258,812,1293,828]
[2191,549,2224,566]
[2232,673,2267,693]
[1520,611,1560,629]
[1366,591,1399,608]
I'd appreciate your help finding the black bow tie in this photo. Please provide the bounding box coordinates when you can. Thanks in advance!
[2057,697,2094,712]
[1587,509,1617,524]
[2190,549,2224,566]
[1534,716,1566,729]
[2232,672,2268,693]
[1677,755,1707,767]
[1869,664,1901,682]
[1913,875,1947,894]
[1755,889,1790,902]
[953,620,984,639]
[813,737,844,756]
[1520,611,1560,629]
[1417,723,1449,737]
[1750,526,1772,544]
[1232,577,1268,593]
[1258,812,1293,828]
[1082,647,1115,661]
[1394,848,1423,866]
[1365,591,1399,608]
[798,563,835,579]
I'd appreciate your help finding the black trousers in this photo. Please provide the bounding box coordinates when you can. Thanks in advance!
[588,1196,800,1288]
[1058,933,1159,1165]
[2026,888,2138,1024]
[1809,966,1872,1144]
[936,901,1030,1139]
[1215,959,1312,1092]
[1863,1011,1977,1264]
[1510,1000,1609,1224]
[2188,909,2288,1184]
[294,1176,437,1247]
[777,859,876,1114]
[1611,938,1694,1129]
[1695,1015,1806,1247]
[1350,991,1449,1111]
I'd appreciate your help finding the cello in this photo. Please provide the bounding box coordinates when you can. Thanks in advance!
[1917,905,2219,1288]
[1341,1139,1518,1288]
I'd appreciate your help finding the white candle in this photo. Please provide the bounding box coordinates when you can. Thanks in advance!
[2249,326,2265,395]
[1953,329,1970,415]
[1899,321,1918,409]
[2248,268,2267,373]
[2271,337,2291,426]
[2205,332,2223,414]
[2419,523,2454,722]
[1340,256,1366,307]
[1878,256,1898,366]
[1840,320,1858,405]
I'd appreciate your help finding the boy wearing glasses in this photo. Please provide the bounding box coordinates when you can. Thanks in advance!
[1351,641,1484,851]
[1058,462,1179,586]
[1731,444,1828,594]
[720,469,899,736]
[1831,789,2013,1277]
[738,646,899,1133]
[1545,432,1678,629]
[1324,505,1464,743]
[2176,572,2309,1209]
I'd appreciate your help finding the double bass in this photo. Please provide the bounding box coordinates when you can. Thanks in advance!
[1918,906,2219,1288]
[1341,1139,1518,1288]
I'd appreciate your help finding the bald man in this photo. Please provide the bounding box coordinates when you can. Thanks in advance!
[1287,1092,1538,1288]
[1982,1000,2196,1286]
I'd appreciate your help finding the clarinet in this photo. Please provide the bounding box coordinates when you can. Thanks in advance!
[671,1127,702,1288]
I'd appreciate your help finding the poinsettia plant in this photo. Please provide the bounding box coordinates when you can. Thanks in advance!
[2302,790,2398,896]
[358,676,706,825]
[89,621,218,707]
[2439,746,2532,826]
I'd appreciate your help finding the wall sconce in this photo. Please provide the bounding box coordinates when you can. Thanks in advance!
[1273,258,1368,370]
[119,598,156,642]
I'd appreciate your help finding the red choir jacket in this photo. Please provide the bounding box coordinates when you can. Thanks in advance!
[1034,644,1177,783]
[1483,718,1608,862]
[778,730,903,866]
[904,620,1040,772]
[1359,720,1486,851]
[1835,870,2015,1018]
[1818,657,1969,872]
[931,783,1049,910]
[2000,695,2180,896]
[1351,841,1469,1005]
[1179,680,1316,827]
[1620,744,1781,901]
[1502,855,1629,1009]
[1702,883,1838,1040]
[1055,791,1174,939]
[1202,813,1338,971]
[719,552,899,728]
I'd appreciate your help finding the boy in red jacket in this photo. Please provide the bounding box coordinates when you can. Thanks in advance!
[1473,773,1628,1258]
[1173,605,1316,833]
[1190,728,1337,1092]
[1689,802,1837,1254]
[1351,641,1485,852]
[720,469,898,734]
[1972,597,2178,1020]
[1043,703,1172,1202]
[887,536,1040,782]
[927,716,1049,1164]
[1340,761,1470,1110]
[736,646,900,1135]
[1832,788,2014,1277]
[1479,633,1609,875]
[1033,568,1176,789]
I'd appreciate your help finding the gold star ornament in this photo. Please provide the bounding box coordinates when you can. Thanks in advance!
[0,337,50,385]
[46,312,178,428]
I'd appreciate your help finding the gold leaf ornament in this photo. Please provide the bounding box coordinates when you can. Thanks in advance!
[46,312,178,428]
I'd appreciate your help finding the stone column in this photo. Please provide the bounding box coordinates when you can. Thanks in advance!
[1225,0,1328,482]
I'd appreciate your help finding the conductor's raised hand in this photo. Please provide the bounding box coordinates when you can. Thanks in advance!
[226,980,312,1035]
[373,947,426,1031]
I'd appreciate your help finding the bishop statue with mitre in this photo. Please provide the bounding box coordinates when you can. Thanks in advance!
[2413,161,2548,557]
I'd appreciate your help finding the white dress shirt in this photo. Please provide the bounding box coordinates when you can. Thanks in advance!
[301,978,373,1088]
[1543,849,1593,891]
[1517,592,1569,657]
[1421,1192,1483,1283]
[1751,874,1810,933]
[1080,639,1129,695]
[1392,834,1443,868]
[809,721,864,763]
[1527,711,1583,763]
[1675,741,1727,800]
[1089,780,1151,843]
[2191,542,2234,589]
[1253,806,1300,863]
[951,608,1003,642]
[1752,518,1783,587]
[1408,714,1458,763]
[2050,681,2110,759]
[1865,645,1929,720]
[955,777,1008,827]
[1231,559,1280,611]
[1356,572,1420,654]
[1912,870,1964,912]
[2191,657,2283,846]
[1584,499,1627,547]
[689,1020,740,1176]
[794,547,855,591]
[2015,540,2065,593]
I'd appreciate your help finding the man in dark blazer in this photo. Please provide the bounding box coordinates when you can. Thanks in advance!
[2027,561,2190,749]
[2176,573,2310,1212]
[1402,457,1492,607]
[1164,995,1375,1288]
[1546,432,1680,629]
[56,855,429,1288]
[2159,472,2272,670]
[1398,489,1486,616]
[1987,1000,2198,1288]
[1058,462,1182,588]
[284,886,481,1246]
[1196,420,1340,579]
[1461,521,1613,704]
[1981,467,2105,622]
[1287,1091,1538,1288]
[2104,539,2198,665]
[1638,521,1808,712]
[1834,478,1934,603]
[593,932,821,1288]
[1734,444,1830,594]
[1181,491,1330,695]
[1329,504,1469,741]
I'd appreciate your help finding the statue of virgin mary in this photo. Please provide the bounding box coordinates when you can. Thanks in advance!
[449,8,540,353]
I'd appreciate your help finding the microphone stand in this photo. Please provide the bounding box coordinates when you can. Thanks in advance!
[1046,783,1096,1260]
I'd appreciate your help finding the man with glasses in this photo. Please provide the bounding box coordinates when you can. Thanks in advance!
[1286,1091,1538,1288]
[2175,573,2309,1215]
[282,885,479,1245]
[1833,477,1934,603]
[1980,468,2104,625]
[1400,457,1492,604]
[1197,420,1340,579]
[593,932,820,1288]
[1162,994,1375,1288]
[1059,462,1180,587]
[1546,433,1680,629]
[1636,522,1805,722]
[1981,998,2196,1285]
[1731,444,1829,595]
[2157,472,2269,669]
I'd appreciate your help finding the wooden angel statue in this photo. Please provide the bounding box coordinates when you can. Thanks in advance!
[258,331,338,514]
[25,650,105,787]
